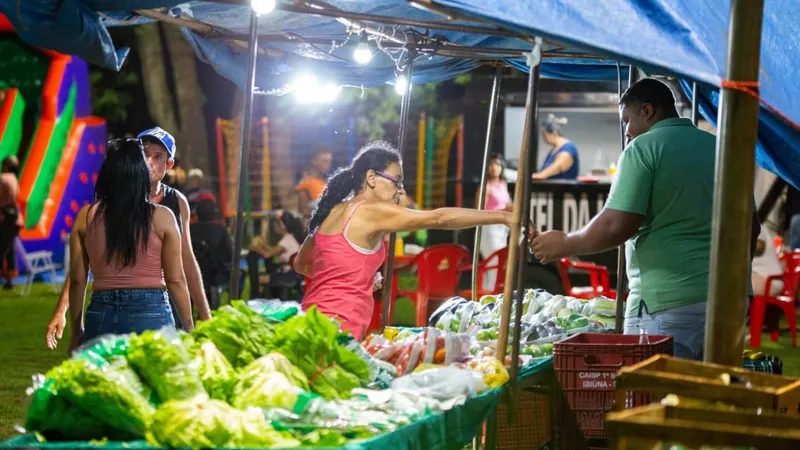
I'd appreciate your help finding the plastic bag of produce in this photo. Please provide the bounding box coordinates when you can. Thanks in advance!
[190,340,237,401]
[193,301,278,367]
[394,339,424,376]
[73,334,131,366]
[428,296,469,326]
[391,366,487,401]
[451,301,476,333]
[44,357,155,437]
[232,369,313,413]
[586,296,617,317]
[274,306,369,399]
[147,396,301,449]
[468,357,510,388]
[421,328,472,365]
[434,310,455,331]
[239,353,310,390]
[127,327,207,402]
[24,375,130,441]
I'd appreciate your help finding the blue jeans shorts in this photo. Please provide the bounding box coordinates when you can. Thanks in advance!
[624,301,707,361]
[83,289,175,343]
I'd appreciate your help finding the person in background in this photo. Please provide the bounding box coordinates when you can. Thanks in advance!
[191,199,233,310]
[296,145,333,226]
[529,78,760,360]
[752,227,784,297]
[184,168,217,211]
[62,138,193,352]
[0,156,23,290]
[247,210,304,298]
[46,127,212,348]
[532,114,580,180]
[294,141,513,339]
[475,153,512,290]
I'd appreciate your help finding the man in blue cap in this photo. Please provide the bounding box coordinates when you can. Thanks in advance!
[45,128,213,348]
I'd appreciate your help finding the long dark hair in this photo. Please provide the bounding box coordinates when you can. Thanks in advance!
[308,141,401,233]
[93,138,153,267]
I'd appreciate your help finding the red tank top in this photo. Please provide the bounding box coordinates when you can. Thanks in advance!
[301,202,386,340]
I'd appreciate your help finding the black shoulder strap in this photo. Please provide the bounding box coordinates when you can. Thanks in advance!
[160,184,183,233]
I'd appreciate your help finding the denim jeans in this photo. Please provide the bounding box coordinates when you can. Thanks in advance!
[624,301,707,361]
[83,289,175,343]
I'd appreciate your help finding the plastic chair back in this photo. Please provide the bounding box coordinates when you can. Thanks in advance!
[414,244,471,298]
[477,246,508,294]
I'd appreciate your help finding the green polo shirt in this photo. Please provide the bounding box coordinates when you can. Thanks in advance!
[606,118,716,315]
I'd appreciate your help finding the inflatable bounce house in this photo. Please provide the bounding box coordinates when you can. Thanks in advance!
[0,14,106,265]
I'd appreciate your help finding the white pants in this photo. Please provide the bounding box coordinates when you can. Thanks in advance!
[752,272,783,297]
[479,224,509,291]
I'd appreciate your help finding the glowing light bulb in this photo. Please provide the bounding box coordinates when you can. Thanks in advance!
[353,33,373,64]
[395,74,410,96]
[251,0,276,16]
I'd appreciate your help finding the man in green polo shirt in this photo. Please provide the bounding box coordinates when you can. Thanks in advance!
[529,77,757,360]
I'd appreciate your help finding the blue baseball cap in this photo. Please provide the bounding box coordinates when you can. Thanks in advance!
[138,127,176,159]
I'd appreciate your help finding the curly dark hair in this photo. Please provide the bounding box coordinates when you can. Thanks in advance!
[307,141,402,233]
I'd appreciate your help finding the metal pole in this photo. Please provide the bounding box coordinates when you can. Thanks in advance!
[381,50,415,328]
[613,62,629,333]
[510,63,540,386]
[229,10,260,299]
[497,56,538,363]
[472,65,503,300]
[705,0,764,366]
[691,82,699,126]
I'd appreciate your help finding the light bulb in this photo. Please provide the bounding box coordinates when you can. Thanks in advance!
[395,74,410,96]
[353,33,373,64]
[251,0,276,15]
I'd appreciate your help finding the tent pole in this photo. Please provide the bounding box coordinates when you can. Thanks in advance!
[497,44,540,363]
[228,10,260,300]
[613,64,635,333]
[691,82,699,126]
[381,49,416,329]
[510,62,540,387]
[472,64,503,300]
[705,0,764,366]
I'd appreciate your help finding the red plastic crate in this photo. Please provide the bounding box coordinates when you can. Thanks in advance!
[553,332,673,439]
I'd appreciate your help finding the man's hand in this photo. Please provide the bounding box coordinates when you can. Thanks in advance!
[46,312,67,350]
[530,230,569,264]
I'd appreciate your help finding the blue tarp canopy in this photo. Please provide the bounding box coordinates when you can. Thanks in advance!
[1,0,798,187]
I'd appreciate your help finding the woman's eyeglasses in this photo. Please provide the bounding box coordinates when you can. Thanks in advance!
[375,170,404,190]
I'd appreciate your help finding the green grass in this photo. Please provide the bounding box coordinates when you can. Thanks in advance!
[1,283,799,441]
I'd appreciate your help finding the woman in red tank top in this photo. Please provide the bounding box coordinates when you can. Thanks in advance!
[64,138,194,353]
[295,141,513,340]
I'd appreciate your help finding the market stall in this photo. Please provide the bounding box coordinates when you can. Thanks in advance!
[1,0,797,448]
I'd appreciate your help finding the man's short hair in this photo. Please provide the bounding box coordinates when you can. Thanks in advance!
[619,78,677,113]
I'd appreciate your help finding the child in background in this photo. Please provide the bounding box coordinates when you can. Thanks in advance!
[476,153,512,290]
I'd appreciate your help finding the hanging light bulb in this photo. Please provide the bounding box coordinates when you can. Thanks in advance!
[394,74,410,96]
[352,32,373,65]
[251,0,276,15]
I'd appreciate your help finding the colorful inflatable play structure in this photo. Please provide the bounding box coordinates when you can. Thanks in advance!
[0,14,106,265]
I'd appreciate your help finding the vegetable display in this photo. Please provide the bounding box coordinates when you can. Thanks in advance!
[21,291,584,449]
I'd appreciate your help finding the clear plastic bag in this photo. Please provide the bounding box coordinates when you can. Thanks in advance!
[246,299,303,322]
[127,326,207,403]
[391,366,487,401]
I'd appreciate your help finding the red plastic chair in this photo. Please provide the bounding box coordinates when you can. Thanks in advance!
[557,258,617,300]
[749,251,800,348]
[457,247,508,299]
[390,244,471,327]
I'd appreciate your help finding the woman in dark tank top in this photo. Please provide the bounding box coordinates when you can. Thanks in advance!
[66,138,194,352]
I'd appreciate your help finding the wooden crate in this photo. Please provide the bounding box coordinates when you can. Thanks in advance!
[613,354,800,413]
[606,403,800,449]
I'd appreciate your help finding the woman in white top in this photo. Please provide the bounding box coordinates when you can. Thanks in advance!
[247,210,303,297]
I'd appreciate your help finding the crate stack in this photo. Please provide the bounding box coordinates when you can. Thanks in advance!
[552,333,674,449]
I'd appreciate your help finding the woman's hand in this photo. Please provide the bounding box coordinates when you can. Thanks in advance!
[46,312,67,350]
[372,272,383,292]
